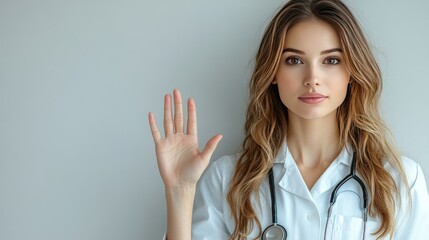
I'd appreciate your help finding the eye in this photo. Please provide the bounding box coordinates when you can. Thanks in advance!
[323,57,340,65]
[285,57,303,65]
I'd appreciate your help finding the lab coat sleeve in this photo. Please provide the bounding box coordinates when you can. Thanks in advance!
[192,156,231,239]
[395,162,429,239]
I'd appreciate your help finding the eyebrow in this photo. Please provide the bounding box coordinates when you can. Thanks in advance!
[282,48,343,54]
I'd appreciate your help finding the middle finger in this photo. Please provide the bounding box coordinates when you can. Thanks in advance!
[173,89,184,134]
[163,94,174,137]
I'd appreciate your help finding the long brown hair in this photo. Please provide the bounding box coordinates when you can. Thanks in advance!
[227,0,409,239]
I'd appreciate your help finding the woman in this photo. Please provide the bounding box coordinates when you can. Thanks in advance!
[148,0,429,239]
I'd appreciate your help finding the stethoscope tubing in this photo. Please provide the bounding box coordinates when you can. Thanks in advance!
[268,168,277,224]
[263,151,368,240]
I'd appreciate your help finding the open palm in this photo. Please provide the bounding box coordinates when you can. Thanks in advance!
[148,89,222,189]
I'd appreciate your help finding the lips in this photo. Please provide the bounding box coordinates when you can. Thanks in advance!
[298,93,327,104]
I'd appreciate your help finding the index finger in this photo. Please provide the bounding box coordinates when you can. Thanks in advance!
[173,89,184,134]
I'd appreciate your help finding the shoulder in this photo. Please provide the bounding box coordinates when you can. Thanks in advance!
[193,154,239,213]
[384,156,423,188]
[198,154,239,189]
[212,154,239,174]
[397,156,424,189]
[393,157,429,236]
[400,156,429,197]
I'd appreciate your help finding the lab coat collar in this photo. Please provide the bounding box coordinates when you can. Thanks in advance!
[272,140,288,164]
[337,144,354,167]
[310,145,354,198]
[275,141,354,200]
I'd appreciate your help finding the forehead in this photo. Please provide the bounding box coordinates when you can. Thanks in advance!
[283,18,341,52]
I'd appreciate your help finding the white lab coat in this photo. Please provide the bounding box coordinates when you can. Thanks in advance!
[164,143,429,239]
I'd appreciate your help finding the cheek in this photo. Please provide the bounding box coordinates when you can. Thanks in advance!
[276,79,298,104]
[275,77,301,108]
[332,73,350,99]
[275,70,302,93]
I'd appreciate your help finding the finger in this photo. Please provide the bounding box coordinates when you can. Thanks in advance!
[148,112,162,143]
[186,98,198,136]
[173,89,184,134]
[201,134,223,161]
[163,94,174,136]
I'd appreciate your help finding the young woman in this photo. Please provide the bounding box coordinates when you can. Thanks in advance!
[148,0,429,239]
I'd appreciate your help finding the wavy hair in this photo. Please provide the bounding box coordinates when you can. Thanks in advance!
[227,0,409,239]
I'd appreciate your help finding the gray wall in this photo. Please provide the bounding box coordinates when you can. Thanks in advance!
[1,0,428,239]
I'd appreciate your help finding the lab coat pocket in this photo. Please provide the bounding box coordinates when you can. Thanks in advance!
[326,215,379,240]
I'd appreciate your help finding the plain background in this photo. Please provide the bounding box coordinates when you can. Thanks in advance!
[1,0,428,239]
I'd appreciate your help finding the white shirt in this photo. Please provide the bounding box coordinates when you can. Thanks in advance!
[190,143,429,240]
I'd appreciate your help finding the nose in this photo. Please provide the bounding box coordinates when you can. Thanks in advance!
[304,66,320,87]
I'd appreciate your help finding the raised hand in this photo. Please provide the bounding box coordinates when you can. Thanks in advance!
[148,89,222,190]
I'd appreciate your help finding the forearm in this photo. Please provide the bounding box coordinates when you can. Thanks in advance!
[165,186,196,240]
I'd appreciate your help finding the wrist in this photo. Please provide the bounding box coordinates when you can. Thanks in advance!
[165,186,195,240]
[165,183,196,205]
[165,185,196,196]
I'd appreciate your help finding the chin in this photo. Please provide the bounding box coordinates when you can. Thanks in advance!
[289,110,337,122]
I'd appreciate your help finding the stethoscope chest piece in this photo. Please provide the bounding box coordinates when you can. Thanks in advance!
[262,223,287,240]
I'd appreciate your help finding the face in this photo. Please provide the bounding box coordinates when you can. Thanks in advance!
[274,19,350,121]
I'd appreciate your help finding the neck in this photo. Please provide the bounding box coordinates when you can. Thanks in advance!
[286,112,342,168]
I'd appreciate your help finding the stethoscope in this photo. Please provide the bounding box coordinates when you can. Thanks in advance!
[261,152,369,240]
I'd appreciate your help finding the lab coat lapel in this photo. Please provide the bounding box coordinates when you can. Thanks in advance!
[277,146,314,201]
[275,144,353,201]
[310,147,353,198]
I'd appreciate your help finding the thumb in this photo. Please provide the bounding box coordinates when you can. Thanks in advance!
[201,134,223,161]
